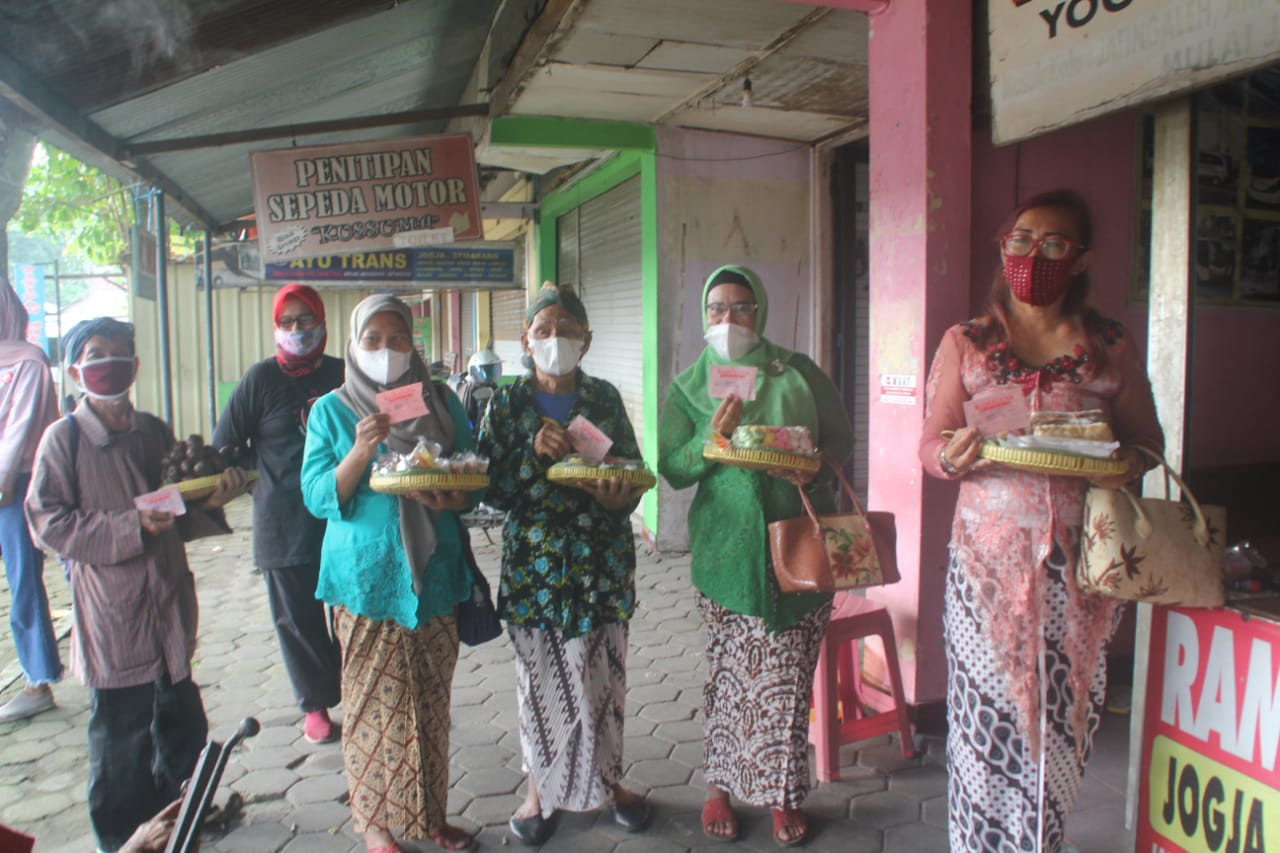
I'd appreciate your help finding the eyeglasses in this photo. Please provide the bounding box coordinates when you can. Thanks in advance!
[705,301,758,321]
[1001,233,1086,261]
[278,313,318,330]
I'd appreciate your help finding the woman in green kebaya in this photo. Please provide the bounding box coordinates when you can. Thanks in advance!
[659,265,855,848]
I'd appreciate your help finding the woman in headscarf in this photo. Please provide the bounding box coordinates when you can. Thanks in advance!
[300,294,476,852]
[658,266,855,847]
[476,282,650,846]
[213,283,343,744]
[0,278,63,722]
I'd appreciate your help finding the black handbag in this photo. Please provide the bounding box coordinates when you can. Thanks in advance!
[455,517,502,646]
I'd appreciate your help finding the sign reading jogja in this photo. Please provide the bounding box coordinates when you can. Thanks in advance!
[251,134,484,263]
[1137,606,1280,852]
[989,0,1280,144]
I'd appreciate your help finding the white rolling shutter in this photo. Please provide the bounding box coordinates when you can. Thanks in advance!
[459,292,476,368]
[491,288,526,377]
[558,176,644,451]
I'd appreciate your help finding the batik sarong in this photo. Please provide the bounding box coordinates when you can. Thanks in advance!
[698,593,831,808]
[335,607,459,837]
[510,622,628,817]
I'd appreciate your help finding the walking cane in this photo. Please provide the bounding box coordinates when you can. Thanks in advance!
[165,716,260,853]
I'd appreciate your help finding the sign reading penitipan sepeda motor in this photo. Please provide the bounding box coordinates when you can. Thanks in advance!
[989,0,1280,144]
[250,134,484,263]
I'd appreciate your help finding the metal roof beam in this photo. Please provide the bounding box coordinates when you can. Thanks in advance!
[0,51,218,228]
[125,104,491,157]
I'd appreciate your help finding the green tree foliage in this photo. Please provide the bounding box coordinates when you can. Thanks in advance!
[11,143,196,274]
[14,143,133,269]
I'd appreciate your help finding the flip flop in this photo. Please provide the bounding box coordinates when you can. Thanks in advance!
[701,797,738,842]
[772,808,808,848]
[427,823,475,851]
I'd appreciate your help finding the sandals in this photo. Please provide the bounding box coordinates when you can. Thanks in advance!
[428,824,476,851]
[701,796,738,842]
[771,808,808,848]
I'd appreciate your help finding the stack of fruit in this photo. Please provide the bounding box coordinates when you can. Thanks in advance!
[161,436,252,498]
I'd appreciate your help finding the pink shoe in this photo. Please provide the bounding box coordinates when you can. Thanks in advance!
[303,709,337,744]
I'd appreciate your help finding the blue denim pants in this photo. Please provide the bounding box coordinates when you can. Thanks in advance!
[0,473,63,686]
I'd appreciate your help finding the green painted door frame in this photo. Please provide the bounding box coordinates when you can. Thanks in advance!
[491,117,660,535]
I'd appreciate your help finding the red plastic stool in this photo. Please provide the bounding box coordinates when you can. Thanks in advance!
[809,593,916,782]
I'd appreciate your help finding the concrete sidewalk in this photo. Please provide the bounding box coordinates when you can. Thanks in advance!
[2,495,985,851]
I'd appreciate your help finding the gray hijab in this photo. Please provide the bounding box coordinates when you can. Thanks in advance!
[336,293,456,595]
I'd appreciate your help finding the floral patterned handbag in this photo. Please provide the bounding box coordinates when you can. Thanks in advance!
[1077,447,1226,607]
[769,458,900,593]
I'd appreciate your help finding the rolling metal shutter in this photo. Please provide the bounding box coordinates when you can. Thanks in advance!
[459,292,476,368]
[557,176,644,451]
[491,288,525,376]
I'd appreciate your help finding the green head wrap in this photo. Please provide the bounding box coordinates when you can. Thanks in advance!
[525,281,589,329]
[701,265,768,333]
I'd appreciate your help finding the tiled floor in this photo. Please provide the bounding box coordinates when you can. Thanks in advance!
[2,496,1140,851]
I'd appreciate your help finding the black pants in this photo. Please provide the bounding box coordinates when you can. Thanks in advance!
[263,562,341,712]
[87,675,207,852]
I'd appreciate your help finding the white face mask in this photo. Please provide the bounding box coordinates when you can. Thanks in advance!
[704,323,760,361]
[528,336,585,377]
[353,347,411,385]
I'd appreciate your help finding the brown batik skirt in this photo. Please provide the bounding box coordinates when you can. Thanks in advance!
[698,593,832,809]
[334,606,459,837]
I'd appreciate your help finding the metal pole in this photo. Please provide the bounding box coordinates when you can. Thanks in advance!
[203,232,217,428]
[154,190,174,425]
[53,260,65,409]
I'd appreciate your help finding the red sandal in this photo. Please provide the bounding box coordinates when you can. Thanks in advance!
[772,808,808,848]
[427,823,475,851]
[701,796,738,842]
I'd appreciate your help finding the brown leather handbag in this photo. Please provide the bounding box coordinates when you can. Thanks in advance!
[768,459,900,593]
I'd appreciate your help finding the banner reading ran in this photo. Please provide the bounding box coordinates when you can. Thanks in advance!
[1138,606,1280,852]
[251,133,483,263]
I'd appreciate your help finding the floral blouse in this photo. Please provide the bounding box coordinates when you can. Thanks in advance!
[919,316,1163,748]
[476,373,641,637]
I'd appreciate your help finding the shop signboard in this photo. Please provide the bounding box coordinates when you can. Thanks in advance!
[1137,605,1280,852]
[989,0,1280,144]
[263,242,519,290]
[15,264,47,354]
[251,133,484,263]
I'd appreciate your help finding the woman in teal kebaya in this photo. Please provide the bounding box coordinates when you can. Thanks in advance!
[659,265,855,847]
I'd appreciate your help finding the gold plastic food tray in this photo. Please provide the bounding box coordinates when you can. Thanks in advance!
[702,445,821,474]
[369,471,490,494]
[979,442,1128,477]
[547,464,657,490]
[175,470,259,501]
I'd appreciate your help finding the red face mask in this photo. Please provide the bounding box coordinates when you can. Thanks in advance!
[78,357,135,400]
[1003,253,1076,307]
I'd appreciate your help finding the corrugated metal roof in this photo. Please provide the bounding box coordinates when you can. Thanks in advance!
[0,0,507,228]
[0,0,871,221]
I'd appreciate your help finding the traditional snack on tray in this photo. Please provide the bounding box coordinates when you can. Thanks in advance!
[547,455,657,490]
[1030,410,1114,442]
[729,425,817,456]
[369,438,490,490]
[161,435,246,486]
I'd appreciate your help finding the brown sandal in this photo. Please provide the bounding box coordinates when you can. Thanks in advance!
[427,823,475,851]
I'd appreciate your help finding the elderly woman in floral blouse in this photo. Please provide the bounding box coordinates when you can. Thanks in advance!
[476,282,650,846]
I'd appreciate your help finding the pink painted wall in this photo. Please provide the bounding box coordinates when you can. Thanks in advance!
[866,0,972,705]
[969,112,1280,471]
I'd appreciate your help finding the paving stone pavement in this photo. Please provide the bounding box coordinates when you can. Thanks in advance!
[1,496,949,852]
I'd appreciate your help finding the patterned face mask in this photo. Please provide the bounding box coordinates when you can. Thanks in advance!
[1003,253,1076,306]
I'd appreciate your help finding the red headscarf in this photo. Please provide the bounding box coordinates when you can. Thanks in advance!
[272,283,328,376]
